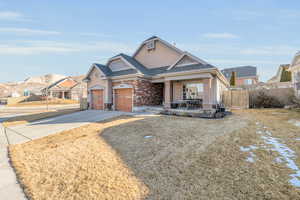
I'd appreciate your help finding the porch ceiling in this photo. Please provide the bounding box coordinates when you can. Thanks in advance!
[165,73,212,81]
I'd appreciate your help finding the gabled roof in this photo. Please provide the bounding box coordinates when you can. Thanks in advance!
[167,52,208,70]
[85,36,228,85]
[221,66,257,79]
[132,36,183,57]
[109,53,150,75]
[44,77,78,90]
[149,63,216,76]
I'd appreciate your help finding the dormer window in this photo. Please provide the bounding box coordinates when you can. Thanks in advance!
[146,40,155,51]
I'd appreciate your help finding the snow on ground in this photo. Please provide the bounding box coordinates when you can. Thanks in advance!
[288,119,300,128]
[240,121,300,187]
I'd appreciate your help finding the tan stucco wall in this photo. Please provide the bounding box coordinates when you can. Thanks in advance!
[168,79,213,108]
[134,40,182,68]
[87,68,112,103]
[172,79,206,101]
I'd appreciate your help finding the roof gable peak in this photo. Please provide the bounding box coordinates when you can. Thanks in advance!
[132,36,183,58]
[167,52,208,70]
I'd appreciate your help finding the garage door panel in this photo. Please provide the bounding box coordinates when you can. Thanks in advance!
[115,88,132,112]
[92,89,103,110]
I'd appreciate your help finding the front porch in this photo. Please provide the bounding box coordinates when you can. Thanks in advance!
[162,76,217,110]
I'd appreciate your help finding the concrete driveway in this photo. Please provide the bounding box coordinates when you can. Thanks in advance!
[0,110,126,200]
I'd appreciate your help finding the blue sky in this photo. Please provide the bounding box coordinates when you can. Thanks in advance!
[0,0,300,82]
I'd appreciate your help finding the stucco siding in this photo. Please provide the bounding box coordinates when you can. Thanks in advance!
[173,81,183,101]
[87,68,112,104]
[172,79,207,103]
[134,40,181,68]
[88,68,106,88]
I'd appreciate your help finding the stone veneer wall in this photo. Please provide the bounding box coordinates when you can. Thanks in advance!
[134,79,164,106]
[112,79,164,107]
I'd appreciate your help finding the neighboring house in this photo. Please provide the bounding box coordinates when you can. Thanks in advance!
[221,66,258,86]
[84,36,229,112]
[289,51,300,97]
[268,64,291,83]
[43,77,84,100]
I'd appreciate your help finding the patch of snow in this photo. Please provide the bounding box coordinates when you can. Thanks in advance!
[240,145,258,163]
[253,122,300,187]
[288,119,300,128]
[144,135,153,139]
[246,152,256,163]
[240,145,258,152]
[259,129,300,187]
[275,157,283,163]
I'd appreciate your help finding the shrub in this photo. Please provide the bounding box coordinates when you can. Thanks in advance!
[251,90,284,108]
[230,71,237,86]
[280,68,292,82]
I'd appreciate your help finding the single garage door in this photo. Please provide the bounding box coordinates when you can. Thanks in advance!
[115,88,132,112]
[91,89,103,110]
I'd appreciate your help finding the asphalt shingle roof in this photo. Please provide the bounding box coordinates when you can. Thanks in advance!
[221,66,257,79]
[92,54,215,77]
[94,63,112,76]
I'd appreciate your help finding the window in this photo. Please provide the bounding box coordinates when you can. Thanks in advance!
[183,83,204,100]
[244,79,252,85]
[146,40,155,50]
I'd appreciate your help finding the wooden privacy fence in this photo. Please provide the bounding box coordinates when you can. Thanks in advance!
[222,90,249,109]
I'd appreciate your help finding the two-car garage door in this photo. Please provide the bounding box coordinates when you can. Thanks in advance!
[91,88,133,112]
[114,88,132,112]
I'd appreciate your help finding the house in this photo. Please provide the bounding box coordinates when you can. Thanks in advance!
[288,51,300,97]
[268,64,291,83]
[43,77,85,100]
[221,66,258,86]
[84,36,229,112]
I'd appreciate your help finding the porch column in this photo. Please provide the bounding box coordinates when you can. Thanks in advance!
[62,91,65,99]
[164,80,172,109]
[104,79,113,110]
[203,78,212,109]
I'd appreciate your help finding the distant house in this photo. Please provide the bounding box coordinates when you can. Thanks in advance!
[268,64,291,83]
[288,51,300,97]
[43,77,85,100]
[221,66,258,86]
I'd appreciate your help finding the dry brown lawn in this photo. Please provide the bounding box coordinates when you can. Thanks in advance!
[9,109,300,199]
[3,108,79,127]
[7,99,79,107]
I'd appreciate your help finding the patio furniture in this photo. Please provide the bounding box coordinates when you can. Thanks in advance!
[172,99,203,110]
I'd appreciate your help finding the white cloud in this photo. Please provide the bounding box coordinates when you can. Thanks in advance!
[0,28,61,35]
[202,33,238,39]
[0,11,25,21]
[0,40,135,55]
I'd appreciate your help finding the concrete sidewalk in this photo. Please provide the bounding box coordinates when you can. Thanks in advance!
[0,110,126,199]
[0,124,26,199]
